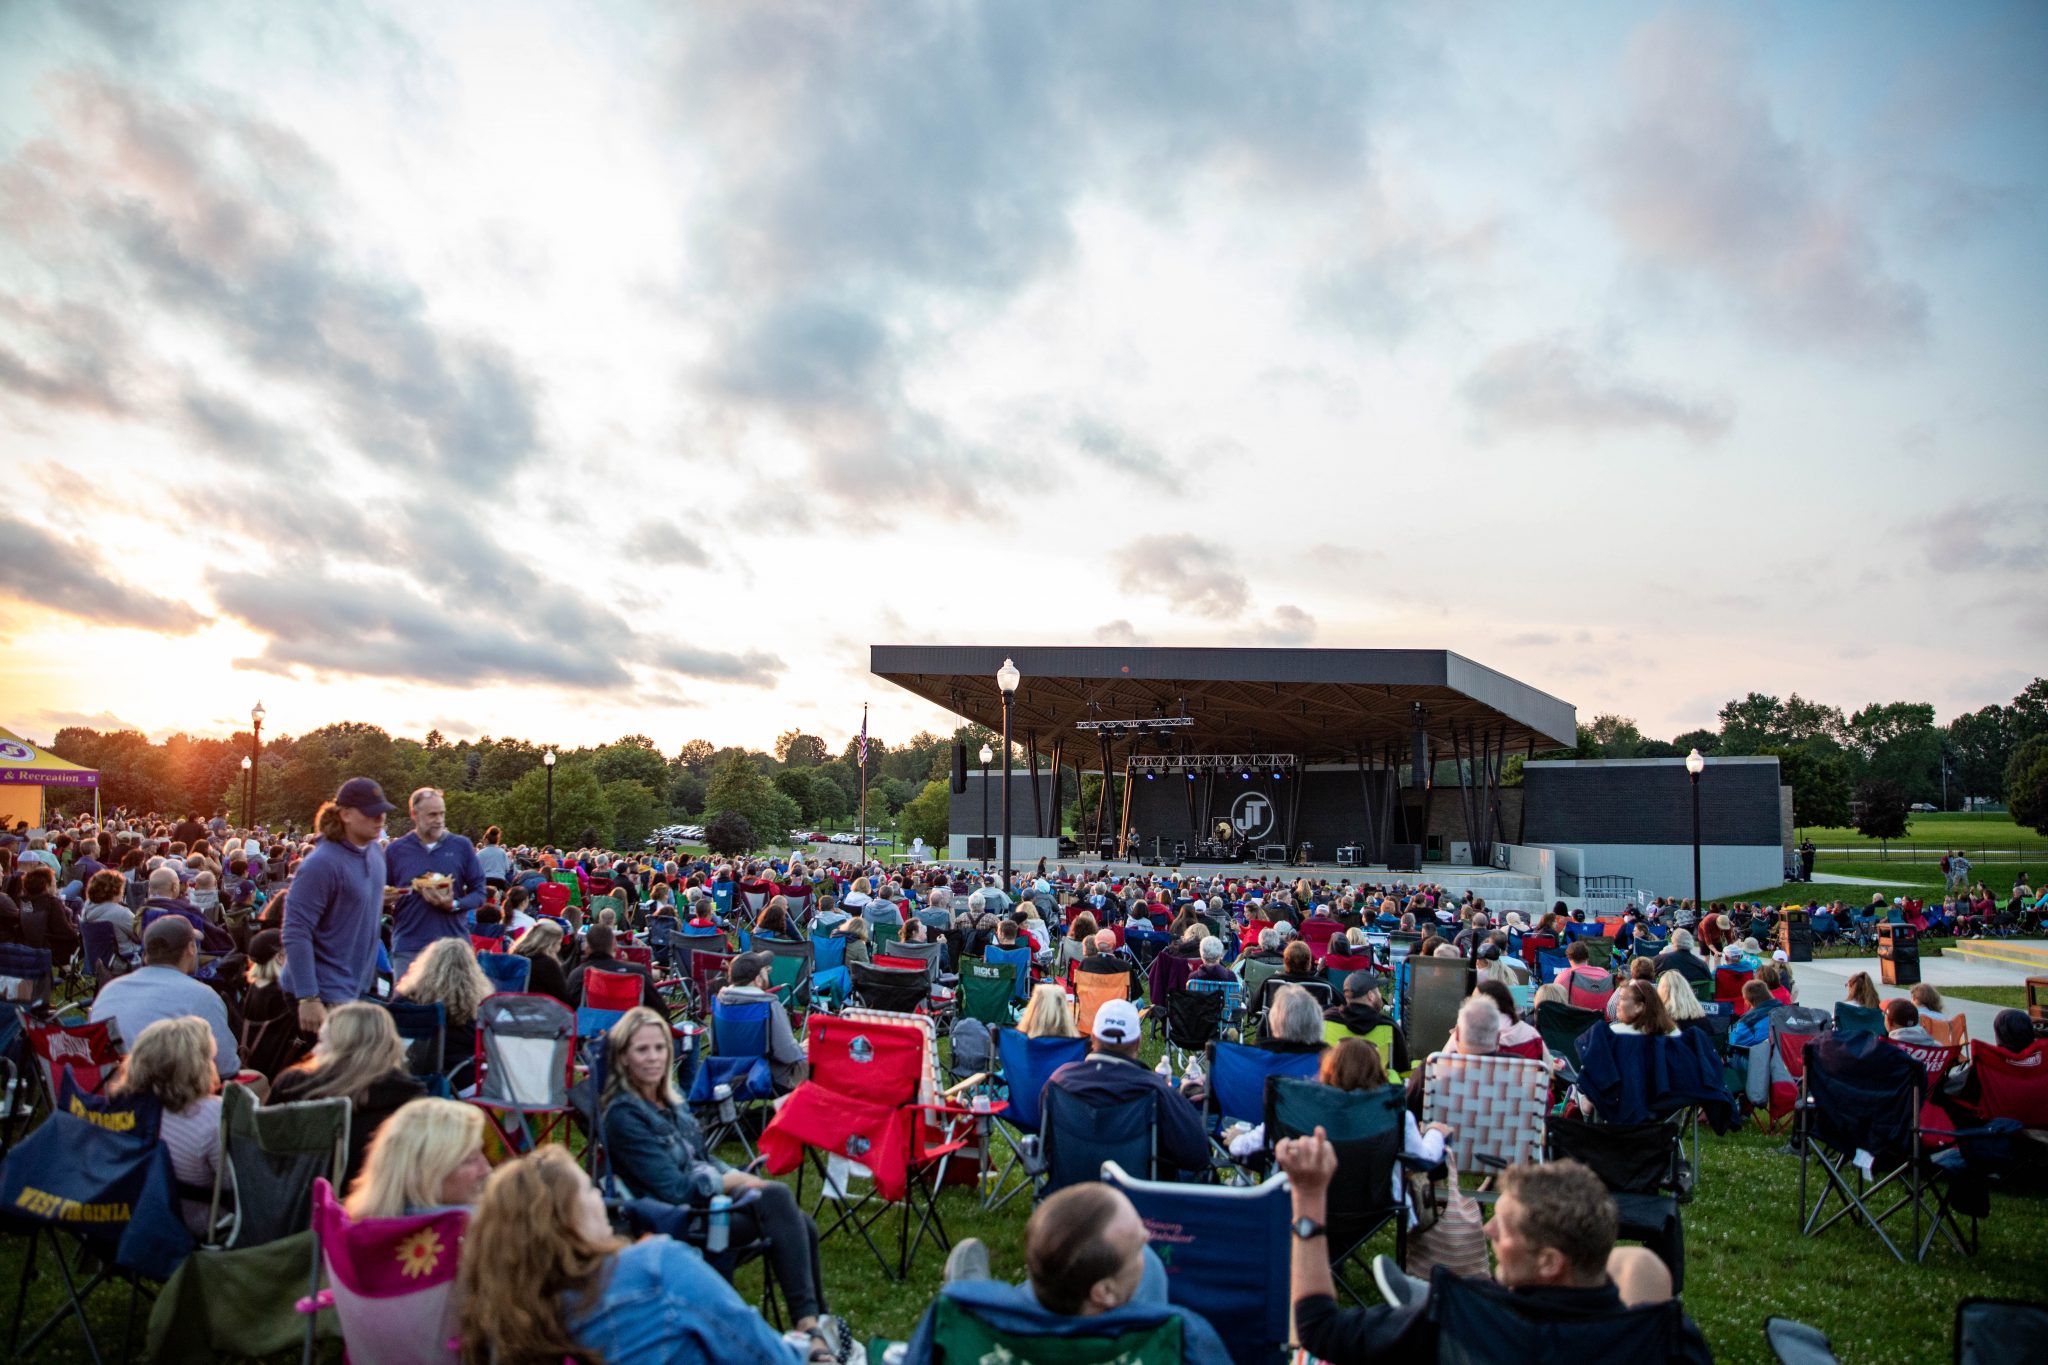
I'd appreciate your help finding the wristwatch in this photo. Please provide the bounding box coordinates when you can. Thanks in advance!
[1291,1216,1325,1241]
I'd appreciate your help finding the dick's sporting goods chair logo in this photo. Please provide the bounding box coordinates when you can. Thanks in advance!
[848,1035,874,1063]
[845,1135,871,1158]
[1231,791,1275,842]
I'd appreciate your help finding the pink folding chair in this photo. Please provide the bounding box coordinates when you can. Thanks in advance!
[301,1177,467,1364]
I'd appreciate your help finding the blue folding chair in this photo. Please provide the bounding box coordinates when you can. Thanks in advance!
[1039,1085,1157,1199]
[687,998,776,1159]
[78,919,132,993]
[1537,948,1571,985]
[1206,1041,1320,1131]
[479,952,531,994]
[808,931,851,1005]
[1103,1160,1292,1365]
[987,1029,1089,1209]
[985,944,1033,1002]
[381,999,453,1097]
[1185,976,1243,1025]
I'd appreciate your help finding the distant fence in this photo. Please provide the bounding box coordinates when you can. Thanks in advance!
[1810,844,2042,864]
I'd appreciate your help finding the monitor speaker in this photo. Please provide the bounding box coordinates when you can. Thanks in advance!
[1388,842,1422,872]
[951,743,967,794]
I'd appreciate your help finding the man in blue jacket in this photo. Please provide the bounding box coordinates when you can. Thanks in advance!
[1044,1000,1210,1174]
[385,787,487,982]
[282,778,393,1035]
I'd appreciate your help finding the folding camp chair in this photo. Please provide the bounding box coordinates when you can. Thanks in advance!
[549,869,583,909]
[1264,1077,1407,1304]
[577,965,646,1038]
[1548,1115,1688,1289]
[908,1283,1202,1364]
[1183,974,1242,1025]
[470,993,578,1154]
[1147,951,1197,1018]
[382,1000,451,1095]
[1400,955,1472,1058]
[983,1029,1089,1210]
[687,998,777,1159]
[1833,1002,1885,1036]
[1961,1041,2048,1131]
[0,944,55,1010]
[1922,1013,1971,1051]
[977,943,1029,1002]
[533,881,571,918]
[1757,1006,1830,1132]
[1953,1297,2048,1365]
[958,959,1018,1027]
[1714,965,1753,1004]
[1072,970,1129,1039]
[1430,1263,1694,1363]
[851,961,930,1015]
[1422,1052,1549,1187]
[78,920,133,995]
[1,1081,195,1363]
[1102,1161,1293,1365]
[1239,958,1282,1028]
[478,951,530,994]
[18,1009,122,1119]
[1322,1019,1401,1079]
[1797,1031,1978,1263]
[689,948,737,1019]
[299,1178,465,1365]
[1122,926,1170,968]
[1532,999,1601,1082]
[759,937,815,1014]
[1161,990,1225,1075]
[1535,948,1570,985]
[762,1013,970,1280]
[1581,938,1616,970]
[1205,1042,1319,1178]
[210,1081,353,1250]
[1039,1084,1160,1198]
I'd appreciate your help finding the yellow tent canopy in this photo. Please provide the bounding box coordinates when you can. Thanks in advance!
[0,726,101,831]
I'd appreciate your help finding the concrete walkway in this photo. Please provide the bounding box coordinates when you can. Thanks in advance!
[1809,871,1917,887]
[1795,955,2034,1040]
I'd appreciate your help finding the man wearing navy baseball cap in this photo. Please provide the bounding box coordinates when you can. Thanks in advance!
[1041,998,1210,1176]
[281,778,396,1033]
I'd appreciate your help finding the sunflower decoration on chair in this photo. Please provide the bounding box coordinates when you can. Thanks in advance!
[395,1225,446,1280]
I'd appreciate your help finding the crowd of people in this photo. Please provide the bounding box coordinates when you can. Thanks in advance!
[2,783,2042,1364]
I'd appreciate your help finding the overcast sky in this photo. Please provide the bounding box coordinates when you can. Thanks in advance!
[2,1,2043,754]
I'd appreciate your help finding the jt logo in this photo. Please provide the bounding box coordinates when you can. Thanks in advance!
[1232,793,1274,840]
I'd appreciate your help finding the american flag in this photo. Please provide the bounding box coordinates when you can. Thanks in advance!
[858,704,868,767]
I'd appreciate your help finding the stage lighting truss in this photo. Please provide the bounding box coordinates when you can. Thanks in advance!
[1074,717,1196,735]
[1127,753,1297,774]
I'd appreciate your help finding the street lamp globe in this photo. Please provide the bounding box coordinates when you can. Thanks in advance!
[996,658,1020,693]
[543,749,557,767]
[1685,749,1705,776]
[251,701,265,725]
[979,744,993,765]
[241,756,252,771]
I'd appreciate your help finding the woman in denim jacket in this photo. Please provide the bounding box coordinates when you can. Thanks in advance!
[458,1144,803,1364]
[600,1007,832,1351]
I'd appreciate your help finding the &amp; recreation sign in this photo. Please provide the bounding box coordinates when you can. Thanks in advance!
[0,738,99,786]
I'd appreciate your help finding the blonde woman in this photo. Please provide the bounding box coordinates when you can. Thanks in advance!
[397,938,495,1086]
[270,1002,425,1182]
[510,916,575,1005]
[346,1097,489,1218]
[457,1145,814,1365]
[599,1008,832,1349]
[1657,969,1706,1023]
[1019,983,1079,1039]
[108,1017,222,1237]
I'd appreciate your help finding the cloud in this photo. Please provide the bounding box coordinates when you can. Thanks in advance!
[649,644,783,687]
[1094,619,1144,645]
[1592,11,1926,354]
[669,3,1409,511]
[1252,604,1317,645]
[0,73,540,485]
[1113,535,1250,619]
[1461,336,1732,442]
[1914,500,2048,574]
[0,512,207,632]
[33,707,147,734]
[0,298,133,418]
[1069,415,1175,489]
[624,522,710,569]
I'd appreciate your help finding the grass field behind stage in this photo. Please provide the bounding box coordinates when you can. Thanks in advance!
[5,1023,2043,1365]
[1801,812,2043,863]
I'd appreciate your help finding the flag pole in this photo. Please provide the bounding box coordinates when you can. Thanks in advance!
[857,703,869,864]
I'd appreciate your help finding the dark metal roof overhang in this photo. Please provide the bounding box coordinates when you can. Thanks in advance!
[869,645,1577,764]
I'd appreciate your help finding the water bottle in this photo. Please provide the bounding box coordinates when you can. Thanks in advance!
[715,1081,736,1124]
[883,1345,908,1365]
[706,1193,731,1254]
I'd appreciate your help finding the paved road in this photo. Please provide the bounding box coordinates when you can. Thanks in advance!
[1795,955,2034,1039]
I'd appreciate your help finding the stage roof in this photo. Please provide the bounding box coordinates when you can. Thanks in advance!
[870,646,1577,764]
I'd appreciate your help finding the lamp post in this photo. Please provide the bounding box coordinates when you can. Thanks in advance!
[997,658,1020,891]
[543,749,557,847]
[240,756,253,828]
[978,743,993,875]
[249,701,264,829]
[1686,748,1705,913]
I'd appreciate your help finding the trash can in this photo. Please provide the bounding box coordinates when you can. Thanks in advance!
[1878,923,1919,987]
[1779,909,1814,963]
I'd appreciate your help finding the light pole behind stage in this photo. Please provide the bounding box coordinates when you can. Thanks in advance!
[249,701,265,829]
[997,658,1020,891]
[240,756,252,828]
[978,743,993,875]
[544,749,557,847]
[1687,748,1705,912]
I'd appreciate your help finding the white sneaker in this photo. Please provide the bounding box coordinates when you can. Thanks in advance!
[944,1237,991,1284]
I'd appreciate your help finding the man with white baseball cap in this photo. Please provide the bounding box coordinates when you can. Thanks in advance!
[1042,998,1210,1175]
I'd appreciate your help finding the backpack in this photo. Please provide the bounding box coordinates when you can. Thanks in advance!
[948,1017,993,1081]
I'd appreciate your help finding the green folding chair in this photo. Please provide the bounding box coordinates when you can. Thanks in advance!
[960,959,1019,1027]
[873,920,901,952]
[550,869,584,909]
[1582,938,1616,970]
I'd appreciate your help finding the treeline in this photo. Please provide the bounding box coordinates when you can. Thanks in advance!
[1521,678,2048,833]
[34,721,999,850]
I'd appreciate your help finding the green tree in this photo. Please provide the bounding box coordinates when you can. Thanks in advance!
[603,779,664,848]
[774,768,819,821]
[1586,714,1644,759]
[805,770,849,827]
[499,763,612,846]
[705,751,797,840]
[897,778,951,847]
[667,769,707,816]
[1763,743,1852,829]
[705,810,757,856]
[1948,705,2013,807]
[2005,736,2048,836]
[1716,693,1784,755]
[1852,778,1911,856]
[593,735,668,789]
[1671,729,1720,756]
[775,730,829,767]
[443,789,500,840]
[476,738,545,792]
[674,739,717,775]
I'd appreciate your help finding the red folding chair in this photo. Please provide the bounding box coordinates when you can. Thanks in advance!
[1715,966,1753,1004]
[1302,920,1342,963]
[617,944,654,969]
[1888,1039,1967,1147]
[534,881,571,917]
[761,1013,970,1280]
[578,967,646,1037]
[21,1013,123,1112]
[690,949,736,1019]
[1519,932,1558,974]
[1964,1042,2048,1130]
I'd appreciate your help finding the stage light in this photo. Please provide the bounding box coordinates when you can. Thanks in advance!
[1241,771,1250,780]
[1187,772,1197,781]
[1272,770,1282,780]
[1145,772,1155,781]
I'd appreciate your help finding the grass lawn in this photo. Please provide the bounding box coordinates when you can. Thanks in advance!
[1802,812,2043,862]
[7,1031,2043,1365]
